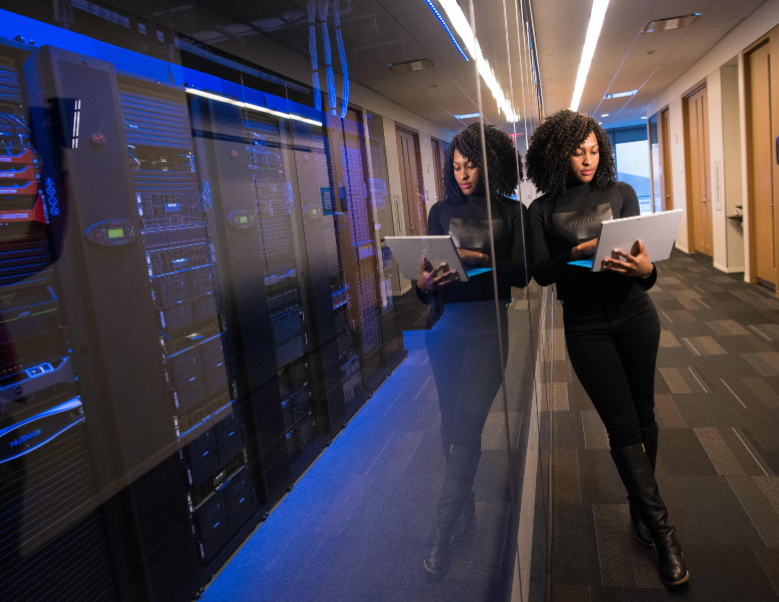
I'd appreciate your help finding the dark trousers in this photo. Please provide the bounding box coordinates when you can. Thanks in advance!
[425,301,509,451]
[563,286,661,449]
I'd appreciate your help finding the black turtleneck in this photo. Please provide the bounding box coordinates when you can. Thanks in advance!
[416,194,530,304]
[528,181,657,301]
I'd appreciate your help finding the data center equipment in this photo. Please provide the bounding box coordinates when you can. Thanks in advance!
[190,94,340,506]
[0,24,406,601]
[0,40,116,602]
[116,75,257,567]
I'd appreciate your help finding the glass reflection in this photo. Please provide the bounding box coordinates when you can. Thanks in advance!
[0,0,547,600]
[417,124,529,575]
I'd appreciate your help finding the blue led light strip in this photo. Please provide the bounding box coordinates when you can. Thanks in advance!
[424,0,469,62]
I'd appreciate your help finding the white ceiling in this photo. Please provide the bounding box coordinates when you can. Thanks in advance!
[98,0,764,133]
[105,0,539,133]
[533,0,767,128]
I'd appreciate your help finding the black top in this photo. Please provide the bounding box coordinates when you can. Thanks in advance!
[528,181,657,301]
[416,195,531,304]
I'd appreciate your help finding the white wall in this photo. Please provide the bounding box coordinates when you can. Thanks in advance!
[645,0,779,275]
[646,2,779,117]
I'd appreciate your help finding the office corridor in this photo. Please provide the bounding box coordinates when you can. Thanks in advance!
[551,251,779,601]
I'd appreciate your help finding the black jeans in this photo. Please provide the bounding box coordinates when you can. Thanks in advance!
[426,301,509,451]
[563,285,661,449]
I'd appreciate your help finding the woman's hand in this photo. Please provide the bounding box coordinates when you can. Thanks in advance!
[417,258,459,292]
[601,239,653,277]
[457,249,490,267]
[571,238,598,261]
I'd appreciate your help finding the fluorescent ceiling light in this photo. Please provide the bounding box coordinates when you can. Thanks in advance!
[641,13,701,34]
[436,0,519,122]
[570,0,609,112]
[424,0,469,62]
[603,89,637,99]
[454,113,480,119]
[185,88,322,127]
[641,116,648,119]
[389,59,436,73]
[601,113,609,117]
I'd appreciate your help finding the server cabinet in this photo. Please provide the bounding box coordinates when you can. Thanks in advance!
[39,46,200,602]
[0,41,117,602]
[363,121,405,371]
[39,46,174,487]
[190,96,292,508]
[114,74,256,585]
[0,34,406,602]
[324,114,400,415]
[192,94,350,487]
[37,47,258,601]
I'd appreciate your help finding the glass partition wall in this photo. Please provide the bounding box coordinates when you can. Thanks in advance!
[0,2,552,601]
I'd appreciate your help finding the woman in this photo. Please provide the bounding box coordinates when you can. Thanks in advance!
[525,110,688,587]
[416,123,530,576]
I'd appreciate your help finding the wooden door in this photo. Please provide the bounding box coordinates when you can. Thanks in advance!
[395,127,426,235]
[659,108,673,210]
[746,40,776,286]
[431,138,446,204]
[685,87,714,256]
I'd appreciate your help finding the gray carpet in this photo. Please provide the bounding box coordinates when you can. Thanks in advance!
[550,251,779,601]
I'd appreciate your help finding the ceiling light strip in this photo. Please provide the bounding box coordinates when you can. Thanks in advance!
[185,88,323,127]
[424,0,469,62]
[437,0,518,122]
[570,0,609,112]
[603,89,637,99]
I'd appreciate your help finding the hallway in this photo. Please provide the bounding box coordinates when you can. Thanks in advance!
[197,303,533,602]
[551,251,779,601]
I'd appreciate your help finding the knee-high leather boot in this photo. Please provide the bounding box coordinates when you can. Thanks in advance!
[424,445,481,576]
[630,425,658,547]
[611,443,689,587]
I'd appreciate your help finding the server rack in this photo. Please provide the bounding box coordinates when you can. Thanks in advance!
[0,34,406,601]
[306,125,365,410]
[115,75,256,567]
[190,96,293,520]
[0,41,117,602]
[192,95,347,494]
[364,126,405,369]
[36,49,263,601]
[324,114,405,416]
[242,114,320,466]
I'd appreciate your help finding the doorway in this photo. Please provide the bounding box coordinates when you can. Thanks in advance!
[395,126,426,235]
[431,138,446,204]
[684,86,714,256]
[745,36,778,289]
[659,108,673,211]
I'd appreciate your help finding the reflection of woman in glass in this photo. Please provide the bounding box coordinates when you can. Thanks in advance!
[526,110,687,587]
[416,124,530,576]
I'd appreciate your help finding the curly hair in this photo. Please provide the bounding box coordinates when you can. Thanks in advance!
[443,123,521,204]
[524,109,616,200]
